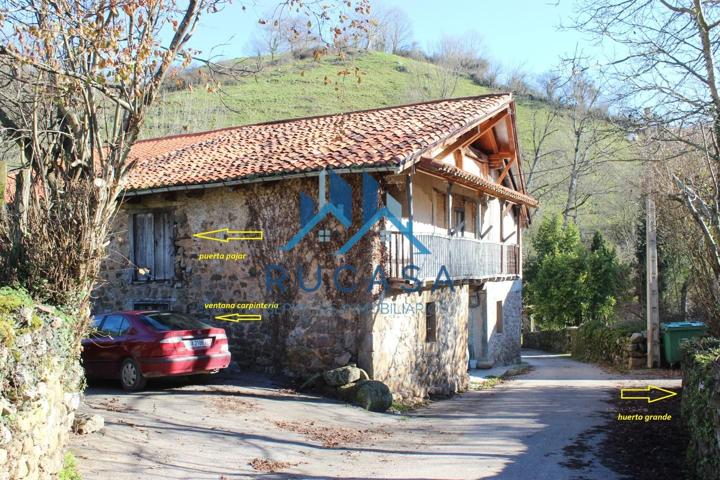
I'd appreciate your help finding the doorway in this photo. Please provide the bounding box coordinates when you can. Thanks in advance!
[468,287,487,366]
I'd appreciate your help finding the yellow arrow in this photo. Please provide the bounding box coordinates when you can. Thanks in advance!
[193,228,263,243]
[620,385,678,403]
[215,313,262,323]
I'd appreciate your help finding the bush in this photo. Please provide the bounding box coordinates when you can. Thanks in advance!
[681,337,720,480]
[570,320,639,364]
[524,214,629,329]
[59,452,82,480]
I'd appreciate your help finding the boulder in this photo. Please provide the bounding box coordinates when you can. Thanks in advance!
[628,356,646,370]
[630,332,645,344]
[72,414,104,435]
[323,365,368,387]
[354,380,392,412]
[336,382,363,402]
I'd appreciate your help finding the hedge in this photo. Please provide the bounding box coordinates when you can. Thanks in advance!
[681,337,720,480]
[570,320,638,365]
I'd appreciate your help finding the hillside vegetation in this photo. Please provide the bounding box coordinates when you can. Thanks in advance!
[144,51,639,251]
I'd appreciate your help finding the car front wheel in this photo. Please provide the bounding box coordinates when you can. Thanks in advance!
[120,358,147,392]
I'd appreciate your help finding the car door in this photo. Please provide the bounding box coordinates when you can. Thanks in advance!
[81,315,105,377]
[93,314,131,378]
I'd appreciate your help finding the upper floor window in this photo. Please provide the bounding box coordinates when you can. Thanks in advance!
[131,211,174,281]
[454,208,465,236]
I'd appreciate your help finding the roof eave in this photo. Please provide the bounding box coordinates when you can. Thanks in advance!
[122,164,399,197]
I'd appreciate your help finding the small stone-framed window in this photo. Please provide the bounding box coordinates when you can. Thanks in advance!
[317,229,332,243]
[425,302,437,343]
[496,300,504,333]
[133,302,170,311]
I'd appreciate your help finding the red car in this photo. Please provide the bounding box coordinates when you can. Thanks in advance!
[82,311,231,391]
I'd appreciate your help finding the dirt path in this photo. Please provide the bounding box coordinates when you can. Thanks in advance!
[69,350,681,479]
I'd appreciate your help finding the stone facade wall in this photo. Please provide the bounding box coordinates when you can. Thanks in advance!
[95,176,379,378]
[0,289,83,480]
[485,279,522,366]
[370,285,470,401]
[95,173,522,399]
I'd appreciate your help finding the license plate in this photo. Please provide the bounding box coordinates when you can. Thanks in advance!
[190,338,211,349]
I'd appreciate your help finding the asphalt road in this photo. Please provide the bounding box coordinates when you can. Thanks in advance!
[69,350,681,479]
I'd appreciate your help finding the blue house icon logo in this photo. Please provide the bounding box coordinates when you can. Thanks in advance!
[281,170,430,256]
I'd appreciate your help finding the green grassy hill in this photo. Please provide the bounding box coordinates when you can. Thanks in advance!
[146,51,640,253]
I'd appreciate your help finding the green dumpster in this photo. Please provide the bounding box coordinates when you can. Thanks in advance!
[661,321,707,365]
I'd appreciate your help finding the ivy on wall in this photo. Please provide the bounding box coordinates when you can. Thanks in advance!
[681,337,720,480]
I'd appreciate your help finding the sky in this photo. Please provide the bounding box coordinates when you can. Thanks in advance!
[188,0,596,76]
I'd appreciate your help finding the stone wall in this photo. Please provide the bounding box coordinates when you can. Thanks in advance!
[95,176,379,378]
[680,337,720,480]
[485,279,522,365]
[522,329,570,353]
[570,321,647,370]
[95,173,523,400]
[370,285,469,401]
[0,288,83,480]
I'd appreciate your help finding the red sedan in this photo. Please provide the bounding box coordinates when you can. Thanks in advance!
[82,311,231,391]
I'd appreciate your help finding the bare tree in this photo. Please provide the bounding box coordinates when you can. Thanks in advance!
[524,107,561,218]
[553,58,623,224]
[0,0,371,312]
[574,0,720,277]
[409,33,488,101]
[381,7,413,54]
[251,20,288,61]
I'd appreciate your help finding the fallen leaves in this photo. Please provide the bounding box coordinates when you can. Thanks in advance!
[273,420,389,448]
[248,457,298,473]
[209,395,257,413]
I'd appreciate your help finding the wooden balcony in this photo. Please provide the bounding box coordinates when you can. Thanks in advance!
[386,231,520,281]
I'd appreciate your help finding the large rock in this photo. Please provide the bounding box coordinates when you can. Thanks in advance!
[628,356,646,370]
[354,380,392,412]
[323,365,368,387]
[72,413,104,435]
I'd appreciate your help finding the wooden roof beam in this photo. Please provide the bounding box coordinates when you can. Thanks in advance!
[488,151,513,161]
[435,126,482,160]
[497,155,517,184]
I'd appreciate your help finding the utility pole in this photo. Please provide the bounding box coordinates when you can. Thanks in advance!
[645,182,661,368]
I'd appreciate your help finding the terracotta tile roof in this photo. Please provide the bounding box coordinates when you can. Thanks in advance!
[126,94,514,192]
[418,159,539,207]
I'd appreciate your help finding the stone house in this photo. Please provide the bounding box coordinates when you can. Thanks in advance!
[93,93,538,400]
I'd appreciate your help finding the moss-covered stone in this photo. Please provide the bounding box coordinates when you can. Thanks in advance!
[0,287,83,480]
[354,380,392,412]
[322,365,367,386]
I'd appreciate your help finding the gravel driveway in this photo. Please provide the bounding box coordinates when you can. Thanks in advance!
[69,350,681,479]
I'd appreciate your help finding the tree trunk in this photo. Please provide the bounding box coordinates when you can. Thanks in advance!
[680,278,690,320]
[564,171,578,225]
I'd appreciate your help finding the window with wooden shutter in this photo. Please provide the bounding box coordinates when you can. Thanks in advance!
[496,300,504,333]
[131,211,174,281]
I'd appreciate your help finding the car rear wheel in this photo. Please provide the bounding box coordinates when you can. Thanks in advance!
[120,358,147,392]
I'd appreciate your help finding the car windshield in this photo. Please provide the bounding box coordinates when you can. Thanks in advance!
[140,312,211,331]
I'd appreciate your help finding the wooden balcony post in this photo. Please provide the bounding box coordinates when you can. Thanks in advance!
[447,183,453,236]
[406,173,414,266]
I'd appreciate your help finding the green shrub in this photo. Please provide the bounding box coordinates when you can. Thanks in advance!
[570,320,638,364]
[681,337,720,480]
[525,215,629,329]
[59,452,82,480]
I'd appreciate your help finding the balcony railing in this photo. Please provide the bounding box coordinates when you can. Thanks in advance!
[386,232,520,280]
